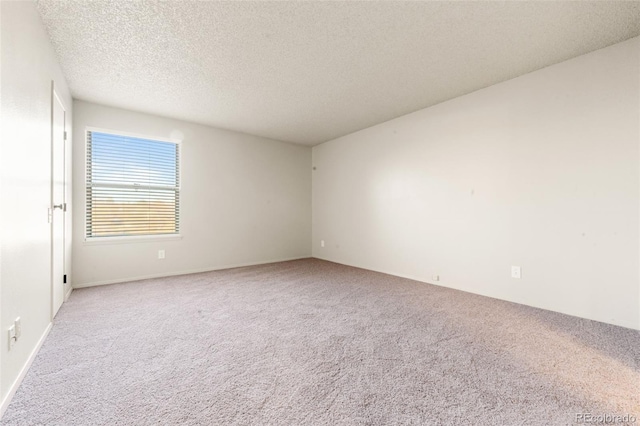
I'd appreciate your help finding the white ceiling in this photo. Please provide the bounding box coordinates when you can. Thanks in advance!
[37,1,640,146]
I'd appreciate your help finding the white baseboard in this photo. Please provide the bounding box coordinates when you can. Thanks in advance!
[64,285,73,301]
[73,256,312,288]
[0,322,52,418]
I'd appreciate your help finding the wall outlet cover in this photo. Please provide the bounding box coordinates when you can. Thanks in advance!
[8,325,16,350]
[14,317,21,339]
[511,266,522,279]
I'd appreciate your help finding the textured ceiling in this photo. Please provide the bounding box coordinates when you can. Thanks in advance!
[37,1,640,146]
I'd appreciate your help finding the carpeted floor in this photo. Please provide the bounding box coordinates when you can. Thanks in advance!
[2,259,639,425]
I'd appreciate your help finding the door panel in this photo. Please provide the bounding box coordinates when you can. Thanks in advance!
[52,90,65,317]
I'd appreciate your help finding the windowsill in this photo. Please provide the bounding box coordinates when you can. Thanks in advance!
[83,234,183,245]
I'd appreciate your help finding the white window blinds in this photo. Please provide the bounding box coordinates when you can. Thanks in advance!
[86,130,180,238]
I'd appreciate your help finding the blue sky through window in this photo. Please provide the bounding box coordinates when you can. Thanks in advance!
[91,132,178,188]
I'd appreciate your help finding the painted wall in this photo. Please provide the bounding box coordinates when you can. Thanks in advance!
[313,37,640,330]
[0,1,73,411]
[72,101,311,287]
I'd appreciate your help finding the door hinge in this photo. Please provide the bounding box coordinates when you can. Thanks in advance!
[64,131,68,141]
[63,274,67,284]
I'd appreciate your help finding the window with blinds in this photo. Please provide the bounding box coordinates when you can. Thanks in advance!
[86,130,180,239]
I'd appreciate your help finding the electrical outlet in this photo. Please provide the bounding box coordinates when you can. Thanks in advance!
[158,250,165,259]
[511,266,522,279]
[14,317,21,339]
[8,325,16,350]
[432,275,440,282]
[320,240,325,248]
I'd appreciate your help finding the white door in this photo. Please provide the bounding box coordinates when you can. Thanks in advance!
[51,89,66,317]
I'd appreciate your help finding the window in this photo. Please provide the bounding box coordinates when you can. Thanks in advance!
[86,129,180,239]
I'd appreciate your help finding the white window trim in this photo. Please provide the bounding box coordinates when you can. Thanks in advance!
[84,127,182,243]
[83,234,183,245]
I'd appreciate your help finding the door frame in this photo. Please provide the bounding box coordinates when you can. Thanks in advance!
[50,82,67,321]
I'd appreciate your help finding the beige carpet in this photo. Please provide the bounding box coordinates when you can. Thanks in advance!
[2,259,639,425]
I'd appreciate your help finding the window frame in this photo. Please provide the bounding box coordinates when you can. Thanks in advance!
[84,127,182,243]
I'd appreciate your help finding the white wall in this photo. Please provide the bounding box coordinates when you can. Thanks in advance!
[313,37,640,330]
[72,101,311,287]
[0,1,73,411]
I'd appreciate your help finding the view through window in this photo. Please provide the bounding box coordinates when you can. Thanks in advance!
[86,130,180,238]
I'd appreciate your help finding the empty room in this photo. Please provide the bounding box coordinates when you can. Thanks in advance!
[1,0,639,424]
